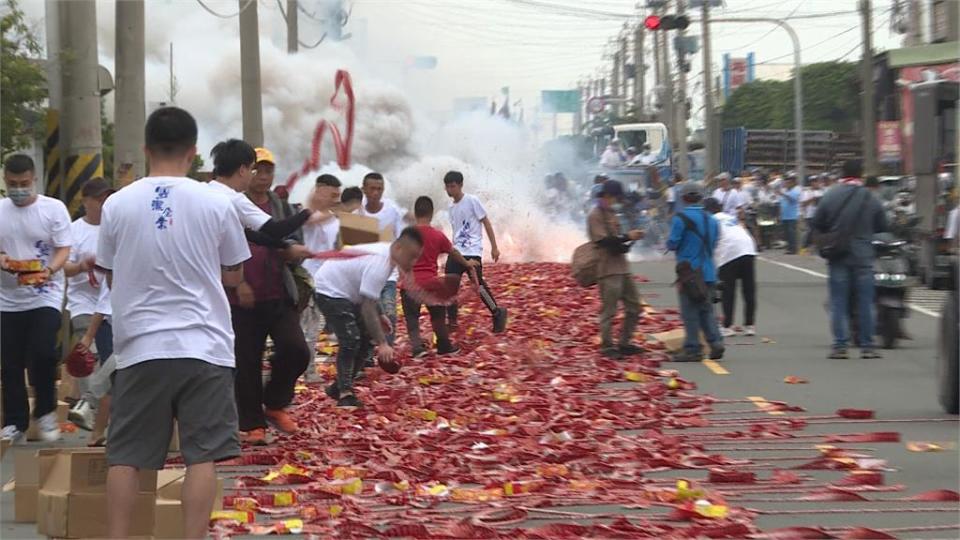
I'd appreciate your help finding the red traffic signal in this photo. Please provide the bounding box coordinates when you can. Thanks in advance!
[645,14,690,31]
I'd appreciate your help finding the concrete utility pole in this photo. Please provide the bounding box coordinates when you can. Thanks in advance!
[115,0,145,185]
[701,0,717,177]
[60,0,103,216]
[861,0,877,174]
[287,0,298,53]
[240,0,264,146]
[676,0,689,179]
[633,24,645,115]
[620,36,629,113]
[611,50,621,116]
[43,0,62,198]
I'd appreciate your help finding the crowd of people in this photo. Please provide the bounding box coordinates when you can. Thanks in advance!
[0,106,511,538]
[586,158,890,364]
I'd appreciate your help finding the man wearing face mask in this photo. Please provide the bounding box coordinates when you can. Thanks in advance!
[0,154,73,444]
[587,180,645,359]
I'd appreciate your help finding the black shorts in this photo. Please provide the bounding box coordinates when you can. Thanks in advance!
[445,255,484,284]
[107,359,239,469]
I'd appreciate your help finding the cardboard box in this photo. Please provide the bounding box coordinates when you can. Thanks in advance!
[36,449,157,538]
[14,448,60,522]
[157,469,223,509]
[650,328,708,353]
[25,399,69,441]
[339,213,393,245]
[168,421,181,453]
[41,448,157,494]
[38,490,155,539]
[154,498,184,539]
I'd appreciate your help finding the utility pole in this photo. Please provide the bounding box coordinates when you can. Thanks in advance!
[611,50,621,116]
[620,36,629,114]
[115,0,145,185]
[60,0,103,216]
[286,0,298,53]
[240,0,264,146]
[633,24,645,116]
[676,0,689,179]
[43,0,62,199]
[860,0,877,174]
[702,0,717,177]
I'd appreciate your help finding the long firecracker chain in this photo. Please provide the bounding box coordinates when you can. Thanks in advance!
[185,263,960,538]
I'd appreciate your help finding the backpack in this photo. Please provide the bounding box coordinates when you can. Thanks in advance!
[571,242,601,287]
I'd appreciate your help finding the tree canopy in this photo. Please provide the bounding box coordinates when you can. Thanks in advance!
[1,0,47,158]
[722,61,861,133]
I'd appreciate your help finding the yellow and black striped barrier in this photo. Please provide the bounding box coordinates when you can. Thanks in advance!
[43,110,61,199]
[62,152,103,217]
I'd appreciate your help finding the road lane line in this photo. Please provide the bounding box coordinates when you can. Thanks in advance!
[758,256,941,318]
[747,396,785,416]
[702,359,730,375]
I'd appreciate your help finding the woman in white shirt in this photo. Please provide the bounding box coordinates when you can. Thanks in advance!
[705,197,758,337]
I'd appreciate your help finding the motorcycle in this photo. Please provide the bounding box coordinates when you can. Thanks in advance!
[756,202,779,250]
[873,232,911,349]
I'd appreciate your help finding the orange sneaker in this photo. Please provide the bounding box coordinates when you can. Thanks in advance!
[264,408,298,434]
[240,428,268,446]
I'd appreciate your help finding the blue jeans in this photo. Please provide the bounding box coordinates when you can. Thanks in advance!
[678,284,723,356]
[828,261,875,349]
[379,281,397,346]
[782,219,798,253]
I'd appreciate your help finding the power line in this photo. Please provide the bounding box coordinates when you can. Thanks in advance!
[195,0,256,18]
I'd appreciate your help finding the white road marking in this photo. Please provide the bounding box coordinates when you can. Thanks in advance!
[758,256,941,318]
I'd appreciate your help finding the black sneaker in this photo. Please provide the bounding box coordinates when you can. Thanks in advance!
[670,351,700,362]
[493,308,508,334]
[619,344,646,356]
[709,345,725,360]
[601,347,622,360]
[860,349,882,359]
[324,383,340,400]
[437,344,461,356]
[827,348,849,359]
[337,395,364,408]
[412,347,429,359]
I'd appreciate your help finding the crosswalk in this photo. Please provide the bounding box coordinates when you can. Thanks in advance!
[907,288,947,315]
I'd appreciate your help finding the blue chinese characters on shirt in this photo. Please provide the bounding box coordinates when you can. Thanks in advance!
[152,185,173,229]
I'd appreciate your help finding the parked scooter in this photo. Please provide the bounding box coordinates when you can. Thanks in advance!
[873,232,911,349]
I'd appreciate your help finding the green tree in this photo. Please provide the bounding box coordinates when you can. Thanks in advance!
[1,0,47,157]
[722,61,860,133]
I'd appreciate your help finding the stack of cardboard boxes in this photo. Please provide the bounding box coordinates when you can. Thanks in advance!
[13,447,223,538]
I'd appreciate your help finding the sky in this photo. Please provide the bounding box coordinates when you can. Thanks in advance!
[18,0,907,116]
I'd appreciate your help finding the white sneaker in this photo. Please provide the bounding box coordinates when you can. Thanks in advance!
[0,425,25,444]
[68,399,95,431]
[720,326,737,338]
[36,412,61,442]
[744,326,756,337]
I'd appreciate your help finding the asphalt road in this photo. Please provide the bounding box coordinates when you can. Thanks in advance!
[634,252,959,537]
[1,252,957,539]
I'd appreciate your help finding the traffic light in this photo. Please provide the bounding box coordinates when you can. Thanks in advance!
[643,14,690,31]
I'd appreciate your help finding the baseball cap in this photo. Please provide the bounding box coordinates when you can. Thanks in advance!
[715,172,731,181]
[678,181,704,199]
[602,179,625,198]
[81,177,115,198]
[255,147,275,164]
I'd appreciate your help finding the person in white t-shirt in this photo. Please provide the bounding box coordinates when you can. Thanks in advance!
[313,229,424,408]
[97,107,251,539]
[206,141,314,252]
[75,282,114,447]
[705,198,758,337]
[711,173,745,217]
[300,174,343,383]
[443,170,508,333]
[359,172,409,346]
[61,177,115,431]
[600,140,626,169]
[0,154,72,445]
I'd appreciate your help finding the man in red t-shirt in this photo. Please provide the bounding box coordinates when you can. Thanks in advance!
[401,196,478,357]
